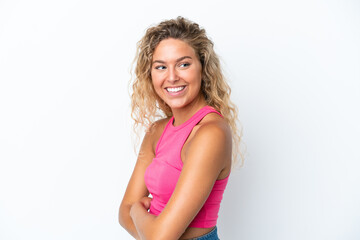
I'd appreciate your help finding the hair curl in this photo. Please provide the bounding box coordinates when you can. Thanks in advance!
[130,16,244,167]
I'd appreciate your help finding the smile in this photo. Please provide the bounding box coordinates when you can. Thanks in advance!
[166,86,186,93]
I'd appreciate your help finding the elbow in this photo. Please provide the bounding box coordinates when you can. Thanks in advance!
[118,213,125,228]
[118,207,124,227]
[118,204,129,228]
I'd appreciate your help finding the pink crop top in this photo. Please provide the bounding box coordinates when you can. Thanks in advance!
[144,106,230,228]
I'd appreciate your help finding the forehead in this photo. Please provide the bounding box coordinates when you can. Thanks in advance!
[152,38,197,60]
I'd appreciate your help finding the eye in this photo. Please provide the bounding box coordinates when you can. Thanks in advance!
[154,65,166,70]
[179,62,190,68]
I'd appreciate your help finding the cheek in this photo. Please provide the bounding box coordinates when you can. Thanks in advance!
[188,69,202,87]
[151,72,159,86]
[151,76,163,95]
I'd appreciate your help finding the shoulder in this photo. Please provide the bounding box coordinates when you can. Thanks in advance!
[184,112,232,176]
[196,112,232,142]
[146,117,172,153]
[147,117,171,136]
[137,117,171,163]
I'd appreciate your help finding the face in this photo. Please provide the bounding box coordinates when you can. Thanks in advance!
[151,38,203,110]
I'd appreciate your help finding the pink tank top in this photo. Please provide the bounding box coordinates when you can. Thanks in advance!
[144,106,230,228]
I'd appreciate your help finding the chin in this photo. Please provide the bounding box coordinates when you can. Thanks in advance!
[166,103,187,110]
[164,100,190,110]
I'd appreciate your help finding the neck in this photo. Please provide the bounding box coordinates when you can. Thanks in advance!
[171,95,207,127]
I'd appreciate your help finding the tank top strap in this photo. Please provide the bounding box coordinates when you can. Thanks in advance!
[171,106,223,168]
[168,105,223,132]
[154,106,223,169]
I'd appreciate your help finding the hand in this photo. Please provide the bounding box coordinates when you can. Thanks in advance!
[130,196,153,218]
[129,196,156,239]
[139,196,152,211]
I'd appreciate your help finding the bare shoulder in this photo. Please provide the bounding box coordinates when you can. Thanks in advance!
[185,113,232,178]
[192,112,232,148]
[149,117,170,133]
[136,117,170,166]
[146,117,171,153]
[198,112,232,135]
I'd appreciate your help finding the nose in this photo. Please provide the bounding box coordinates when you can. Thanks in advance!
[167,67,179,84]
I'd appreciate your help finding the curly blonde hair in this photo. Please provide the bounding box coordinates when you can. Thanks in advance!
[130,16,244,167]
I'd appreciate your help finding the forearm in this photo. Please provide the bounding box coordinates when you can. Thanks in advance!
[119,204,140,239]
[130,202,158,240]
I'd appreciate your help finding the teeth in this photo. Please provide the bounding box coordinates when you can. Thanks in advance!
[167,86,185,93]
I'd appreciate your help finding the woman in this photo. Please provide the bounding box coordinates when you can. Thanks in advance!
[119,16,242,240]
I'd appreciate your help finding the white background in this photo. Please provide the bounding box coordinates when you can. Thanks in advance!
[0,0,359,239]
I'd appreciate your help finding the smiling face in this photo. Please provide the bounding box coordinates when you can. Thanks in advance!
[151,38,204,111]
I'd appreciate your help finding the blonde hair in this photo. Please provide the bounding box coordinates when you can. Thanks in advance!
[130,16,244,167]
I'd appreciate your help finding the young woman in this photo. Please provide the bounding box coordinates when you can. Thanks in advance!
[119,16,242,240]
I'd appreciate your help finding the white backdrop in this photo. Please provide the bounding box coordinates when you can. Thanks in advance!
[0,0,359,239]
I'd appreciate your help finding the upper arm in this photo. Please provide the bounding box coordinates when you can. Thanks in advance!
[153,121,232,239]
[120,119,167,212]
[120,131,154,212]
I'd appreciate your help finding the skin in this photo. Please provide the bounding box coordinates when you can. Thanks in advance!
[119,38,232,240]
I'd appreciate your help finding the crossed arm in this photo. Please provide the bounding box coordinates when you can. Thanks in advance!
[119,120,232,240]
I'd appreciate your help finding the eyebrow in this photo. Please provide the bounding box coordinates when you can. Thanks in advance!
[152,56,192,64]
